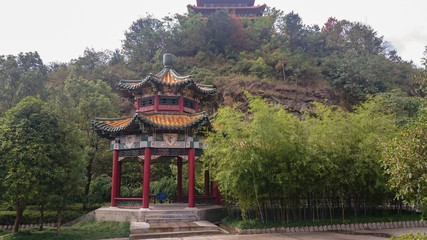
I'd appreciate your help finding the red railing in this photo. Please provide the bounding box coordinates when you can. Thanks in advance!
[114,195,217,207]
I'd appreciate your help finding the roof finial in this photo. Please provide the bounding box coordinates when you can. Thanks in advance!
[163,53,175,68]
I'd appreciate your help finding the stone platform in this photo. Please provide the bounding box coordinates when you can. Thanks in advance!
[95,204,226,224]
[129,221,228,239]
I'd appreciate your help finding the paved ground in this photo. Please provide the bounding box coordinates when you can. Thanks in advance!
[106,227,427,240]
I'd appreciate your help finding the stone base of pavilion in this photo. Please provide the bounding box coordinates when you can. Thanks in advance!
[94,203,226,224]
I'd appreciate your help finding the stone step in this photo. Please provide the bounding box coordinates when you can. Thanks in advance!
[145,214,196,223]
[129,221,228,239]
[145,213,196,218]
[145,210,195,215]
[129,229,223,239]
[145,217,196,223]
[131,221,219,234]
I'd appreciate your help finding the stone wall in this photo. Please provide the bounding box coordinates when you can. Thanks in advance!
[0,223,57,230]
[233,220,427,234]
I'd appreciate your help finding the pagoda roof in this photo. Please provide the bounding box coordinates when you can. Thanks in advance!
[196,0,256,6]
[189,5,265,10]
[187,3,266,18]
[117,65,216,95]
[188,4,266,11]
[91,112,210,138]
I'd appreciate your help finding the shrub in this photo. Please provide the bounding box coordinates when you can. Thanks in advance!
[391,232,427,240]
[0,210,83,225]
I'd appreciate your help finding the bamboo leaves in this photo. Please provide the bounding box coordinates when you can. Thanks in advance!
[203,95,396,222]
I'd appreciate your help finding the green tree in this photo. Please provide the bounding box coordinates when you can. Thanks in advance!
[249,57,272,78]
[0,97,82,233]
[323,52,414,106]
[243,13,278,49]
[380,90,423,126]
[69,48,110,82]
[322,19,384,55]
[68,48,138,90]
[382,99,427,219]
[0,52,47,113]
[123,15,171,74]
[38,102,83,235]
[422,46,427,69]
[171,13,207,56]
[281,11,307,50]
[58,76,120,209]
[205,11,236,54]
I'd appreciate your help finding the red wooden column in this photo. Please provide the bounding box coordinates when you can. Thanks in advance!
[154,94,159,112]
[179,96,184,112]
[135,98,140,110]
[117,160,122,198]
[213,182,223,205]
[176,157,183,202]
[188,148,195,208]
[210,181,214,199]
[212,182,217,205]
[111,150,119,207]
[204,170,210,199]
[142,148,151,208]
[194,101,199,113]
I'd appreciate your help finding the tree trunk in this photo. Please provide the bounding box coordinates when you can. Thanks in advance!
[56,208,62,237]
[286,203,289,223]
[315,196,319,222]
[83,158,93,210]
[340,192,345,223]
[13,202,26,233]
[39,204,44,231]
[280,199,285,225]
[324,191,333,224]
[83,136,99,210]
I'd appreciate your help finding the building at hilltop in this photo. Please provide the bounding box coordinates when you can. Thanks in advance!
[91,53,220,208]
[187,0,266,19]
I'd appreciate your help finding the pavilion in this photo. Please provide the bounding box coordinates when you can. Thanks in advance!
[91,53,220,209]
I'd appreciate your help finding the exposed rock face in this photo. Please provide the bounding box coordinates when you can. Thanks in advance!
[120,79,340,117]
[200,79,339,115]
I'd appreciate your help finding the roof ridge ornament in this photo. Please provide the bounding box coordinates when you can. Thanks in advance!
[163,53,175,68]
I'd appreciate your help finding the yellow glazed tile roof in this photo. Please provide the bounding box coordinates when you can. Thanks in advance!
[144,114,202,127]
[91,112,209,133]
[160,71,181,84]
[100,118,133,127]
[117,68,216,94]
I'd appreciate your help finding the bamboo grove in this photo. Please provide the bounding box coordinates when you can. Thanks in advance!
[202,94,427,222]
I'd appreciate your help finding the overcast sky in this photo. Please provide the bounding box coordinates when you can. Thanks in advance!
[1,0,426,66]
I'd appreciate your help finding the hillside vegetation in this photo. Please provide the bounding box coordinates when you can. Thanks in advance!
[44,9,426,113]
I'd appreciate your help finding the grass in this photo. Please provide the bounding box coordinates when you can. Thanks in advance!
[0,220,129,240]
[222,211,423,229]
